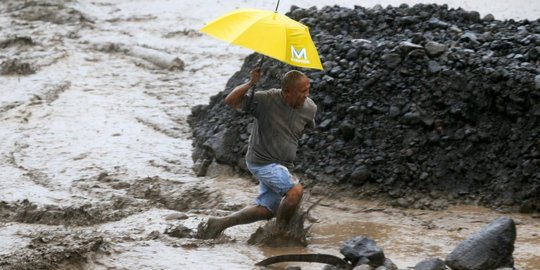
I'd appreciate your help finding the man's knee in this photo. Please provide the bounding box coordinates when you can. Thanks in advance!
[256,205,274,219]
[286,184,303,201]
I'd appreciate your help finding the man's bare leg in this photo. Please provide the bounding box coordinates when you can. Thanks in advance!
[276,184,303,227]
[199,205,273,239]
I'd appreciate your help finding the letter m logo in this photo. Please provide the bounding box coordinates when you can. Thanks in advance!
[291,46,309,63]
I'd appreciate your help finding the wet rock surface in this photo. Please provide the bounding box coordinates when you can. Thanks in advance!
[414,258,447,270]
[189,4,540,212]
[446,216,516,270]
[340,236,386,267]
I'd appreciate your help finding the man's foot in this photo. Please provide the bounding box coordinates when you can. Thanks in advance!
[196,217,223,239]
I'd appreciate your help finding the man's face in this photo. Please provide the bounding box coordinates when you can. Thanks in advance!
[286,76,310,108]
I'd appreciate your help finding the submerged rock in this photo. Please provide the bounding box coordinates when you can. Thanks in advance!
[340,236,385,267]
[414,258,447,270]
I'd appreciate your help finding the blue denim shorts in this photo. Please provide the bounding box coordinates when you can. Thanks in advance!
[246,161,295,214]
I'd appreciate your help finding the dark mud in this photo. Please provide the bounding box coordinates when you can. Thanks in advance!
[0,198,139,226]
[0,36,36,75]
[0,174,221,226]
[0,36,34,49]
[0,230,105,270]
[0,0,88,76]
[124,175,222,212]
[0,173,226,269]
[189,4,540,213]
[5,0,93,25]
[0,59,35,75]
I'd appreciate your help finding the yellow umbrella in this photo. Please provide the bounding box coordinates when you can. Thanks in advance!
[200,8,323,70]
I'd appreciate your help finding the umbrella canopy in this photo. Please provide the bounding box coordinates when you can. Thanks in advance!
[200,8,323,70]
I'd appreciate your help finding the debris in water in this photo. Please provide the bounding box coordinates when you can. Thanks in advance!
[0,59,35,75]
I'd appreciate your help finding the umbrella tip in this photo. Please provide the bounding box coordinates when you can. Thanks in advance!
[274,0,280,13]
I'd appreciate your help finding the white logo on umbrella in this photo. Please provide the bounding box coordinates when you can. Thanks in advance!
[291,46,309,64]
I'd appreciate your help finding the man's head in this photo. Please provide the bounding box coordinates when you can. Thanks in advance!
[281,70,310,108]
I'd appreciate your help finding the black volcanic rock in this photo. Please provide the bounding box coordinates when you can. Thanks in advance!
[340,236,386,267]
[446,217,516,270]
[188,4,540,212]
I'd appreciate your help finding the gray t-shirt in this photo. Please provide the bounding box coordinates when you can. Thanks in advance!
[241,88,317,168]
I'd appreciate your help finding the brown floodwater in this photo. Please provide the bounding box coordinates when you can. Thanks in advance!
[207,176,540,270]
[247,195,540,270]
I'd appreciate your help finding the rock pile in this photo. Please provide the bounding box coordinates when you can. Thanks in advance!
[188,4,540,211]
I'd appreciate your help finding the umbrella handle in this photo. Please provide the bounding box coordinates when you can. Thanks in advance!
[247,55,265,113]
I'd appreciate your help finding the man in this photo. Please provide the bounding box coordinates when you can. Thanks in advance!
[198,67,317,239]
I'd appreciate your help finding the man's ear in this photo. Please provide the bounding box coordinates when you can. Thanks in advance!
[283,86,292,94]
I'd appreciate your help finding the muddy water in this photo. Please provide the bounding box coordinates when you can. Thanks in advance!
[0,0,539,269]
[251,192,540,269]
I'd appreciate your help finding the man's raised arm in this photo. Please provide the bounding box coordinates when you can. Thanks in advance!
[224,68,261,109]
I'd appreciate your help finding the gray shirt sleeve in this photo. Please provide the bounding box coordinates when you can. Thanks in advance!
[306,118,316,129]
[240,90,270,118]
